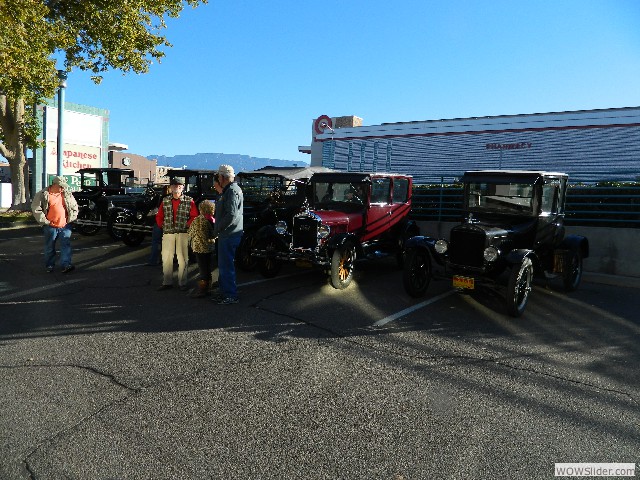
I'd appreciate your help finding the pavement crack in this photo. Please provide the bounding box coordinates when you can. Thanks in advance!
[1,363,139,479]
[0,362,137,393]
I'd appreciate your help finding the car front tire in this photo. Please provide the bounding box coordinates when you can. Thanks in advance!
[403,248,431,297]
[330,244,356,289]
[257,237,283,278]
[506,257,533,317]
[237,232,258,272]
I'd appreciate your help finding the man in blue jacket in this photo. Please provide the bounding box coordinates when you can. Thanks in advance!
[212,165,243,305]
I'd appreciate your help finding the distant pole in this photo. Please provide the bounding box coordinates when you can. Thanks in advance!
[56,70,68,176]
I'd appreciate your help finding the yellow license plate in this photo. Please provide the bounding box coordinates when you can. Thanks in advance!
[453,276,475,289]
[295,259,313,268]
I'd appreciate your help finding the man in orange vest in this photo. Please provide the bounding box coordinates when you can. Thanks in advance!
[31,176,79,273]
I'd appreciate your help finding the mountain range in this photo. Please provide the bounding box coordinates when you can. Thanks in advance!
[148,152,309,173]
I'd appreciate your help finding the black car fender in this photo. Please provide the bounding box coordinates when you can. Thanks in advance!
[560,234,590,259]
[256,224,279,239]
[255,224,291,250]
[107,205,133,221]
[403,235,446,267]
[326,233,359,252]
[505,249,537,267]
[399,219,421,238]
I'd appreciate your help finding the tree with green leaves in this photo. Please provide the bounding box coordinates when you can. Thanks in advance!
[0,0,206,210]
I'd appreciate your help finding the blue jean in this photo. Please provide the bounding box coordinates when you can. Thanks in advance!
[218,232,242,299]
[43,224,73,268]
[149,224,163,264]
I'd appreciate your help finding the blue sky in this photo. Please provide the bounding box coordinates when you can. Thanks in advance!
[60,0,640,163]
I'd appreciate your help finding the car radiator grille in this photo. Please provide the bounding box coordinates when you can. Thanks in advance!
[449,229,486,268]
[293,216,319,249]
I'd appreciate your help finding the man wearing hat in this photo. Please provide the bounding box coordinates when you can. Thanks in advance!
[31,176,79,273]
[155,177,198,290]
[211,164,243,305]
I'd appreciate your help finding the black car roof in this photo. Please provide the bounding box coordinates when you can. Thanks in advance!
[167,169,218,176]
[462,170,568,183]
[77,168,135,175]
[238,166,334,180]
[310,172,412,183]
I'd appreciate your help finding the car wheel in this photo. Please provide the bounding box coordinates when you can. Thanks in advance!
[330,243,356,289]
[257,237,282,278]
[77,210,101,236]
[562,248,583,292]
[506,257,533,317]
[402,248,431,297]
[237,232,258,272]
[107,217,126,241]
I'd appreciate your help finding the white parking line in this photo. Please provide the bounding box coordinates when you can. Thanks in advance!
[373,290,456,327]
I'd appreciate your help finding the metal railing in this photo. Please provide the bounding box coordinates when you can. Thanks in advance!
[410,176,640,227]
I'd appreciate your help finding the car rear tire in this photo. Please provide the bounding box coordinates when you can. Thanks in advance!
[77,210,100,236]
[506,257,533,317]
[562,248,583,292]
[403,248,431,297]
[330,244,356,289]
[257,237,282,278]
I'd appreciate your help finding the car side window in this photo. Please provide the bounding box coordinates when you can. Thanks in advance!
[541,180,560,214]
[371,178,391,204]
[392,178,409,203]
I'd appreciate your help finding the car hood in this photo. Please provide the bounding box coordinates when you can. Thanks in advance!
[309,210,354,226]
[455,217,538,239]
[454,222,508,238]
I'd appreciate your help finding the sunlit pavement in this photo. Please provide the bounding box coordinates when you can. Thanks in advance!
[1,227,639,479]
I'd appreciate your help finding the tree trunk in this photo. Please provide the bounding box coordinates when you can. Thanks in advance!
[0,95,30,211]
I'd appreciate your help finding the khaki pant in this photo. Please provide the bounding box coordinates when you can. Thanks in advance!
[161,232,189,287]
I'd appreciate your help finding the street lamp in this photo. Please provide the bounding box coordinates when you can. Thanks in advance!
[56,70,68,176]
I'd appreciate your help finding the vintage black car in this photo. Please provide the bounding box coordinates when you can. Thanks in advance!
[107,179,167,246]
[73,168,135,237]
[253,171,419,289]
[235,166,333,271]
[403,170,589,316]
[166,169,218,205]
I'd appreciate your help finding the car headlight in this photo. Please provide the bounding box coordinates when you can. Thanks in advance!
[136,212,144,220]
[435,239,448,254]
[483,246,499,262]
[317,224,330,239]
[108,201,114,210]
[275,220,288,235]
[88,201,96,210]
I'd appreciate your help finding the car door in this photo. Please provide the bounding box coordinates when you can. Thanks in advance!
[363,177,391,241]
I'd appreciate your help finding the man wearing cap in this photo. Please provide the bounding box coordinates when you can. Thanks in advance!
[155,177,198,290]
[212,164,243,305]
[31,176,79,273]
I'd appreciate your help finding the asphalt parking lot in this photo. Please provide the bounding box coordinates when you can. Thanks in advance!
[1,226,639,479]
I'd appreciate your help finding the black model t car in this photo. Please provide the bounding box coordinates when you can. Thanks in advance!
[235,166,333,271]
[106,179,168,246]
[73,168,135,237]
[166,169,218,204]
[403,170,589,316]
[253,171,419,289]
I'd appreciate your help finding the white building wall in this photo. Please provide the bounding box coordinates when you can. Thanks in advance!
[311,107,640,183]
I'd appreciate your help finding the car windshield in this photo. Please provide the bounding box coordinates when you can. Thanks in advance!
[313,182,366,205]
[466,181,534,214]
[240,175,291,203]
